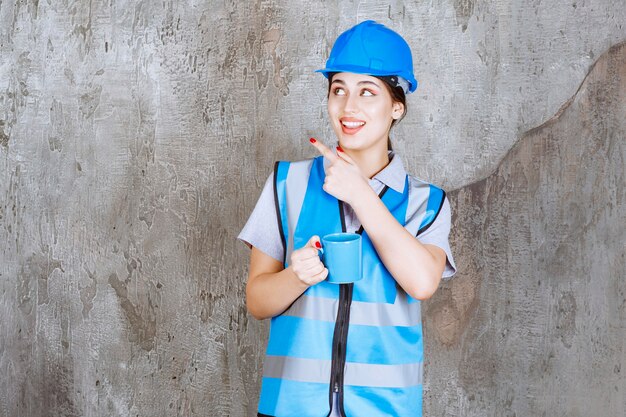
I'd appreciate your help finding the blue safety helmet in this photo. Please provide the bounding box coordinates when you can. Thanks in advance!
[316,20,418,93]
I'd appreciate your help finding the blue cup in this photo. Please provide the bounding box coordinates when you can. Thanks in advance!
[320,233,362,284]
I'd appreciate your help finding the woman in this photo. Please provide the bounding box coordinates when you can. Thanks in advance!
[239,20,457,417]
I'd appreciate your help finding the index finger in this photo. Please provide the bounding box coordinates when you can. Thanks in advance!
[309,138,339,163]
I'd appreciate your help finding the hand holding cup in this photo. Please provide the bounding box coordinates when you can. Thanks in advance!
[290,236,328,286]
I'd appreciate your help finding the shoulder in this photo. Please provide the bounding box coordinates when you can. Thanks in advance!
[403,173,448,235]
[385,152,444,194]
[406,173,446,197]
[274,156,319,167]
[273,157,320,181]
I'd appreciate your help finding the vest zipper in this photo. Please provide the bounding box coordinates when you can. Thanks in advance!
[328,282,353,416]
[328,192,388,417]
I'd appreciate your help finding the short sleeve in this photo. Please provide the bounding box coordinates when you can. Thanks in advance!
[417,196,457,279]
[237,172,284,263]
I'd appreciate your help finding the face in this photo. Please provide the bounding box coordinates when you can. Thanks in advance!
[327,72,404,154]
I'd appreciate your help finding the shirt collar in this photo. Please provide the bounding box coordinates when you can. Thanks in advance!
[322,150,407,194]
[371,151,407,194]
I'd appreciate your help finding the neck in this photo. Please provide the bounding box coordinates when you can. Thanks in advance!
[345,145,390,179]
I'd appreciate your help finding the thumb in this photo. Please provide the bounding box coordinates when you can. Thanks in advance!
[308,235,323,251]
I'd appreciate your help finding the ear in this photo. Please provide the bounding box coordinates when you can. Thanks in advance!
[391,101,405,120]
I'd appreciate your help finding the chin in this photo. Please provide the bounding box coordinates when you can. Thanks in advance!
[338,135,364,148]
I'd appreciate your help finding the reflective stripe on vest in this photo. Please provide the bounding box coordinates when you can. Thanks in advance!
[263,356,423,388]
[259,156,445,417]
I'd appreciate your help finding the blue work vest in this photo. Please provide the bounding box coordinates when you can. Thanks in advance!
[258,156,446,417]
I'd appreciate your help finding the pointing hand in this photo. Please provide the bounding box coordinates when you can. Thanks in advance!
[308,138,371,206]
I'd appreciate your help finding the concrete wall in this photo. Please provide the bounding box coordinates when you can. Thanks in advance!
[0,1,624,416]
[424,42,625,416]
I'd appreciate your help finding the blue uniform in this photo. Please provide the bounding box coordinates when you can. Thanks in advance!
[239,153,456,416]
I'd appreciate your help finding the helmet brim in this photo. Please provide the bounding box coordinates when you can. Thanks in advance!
[315,67,418,93]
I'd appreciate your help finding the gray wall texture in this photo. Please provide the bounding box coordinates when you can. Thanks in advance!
[0,1,624,416]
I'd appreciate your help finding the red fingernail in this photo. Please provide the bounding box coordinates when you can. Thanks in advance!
[336,146,344,152]
[309,138,317,144]
[315,241,322,249]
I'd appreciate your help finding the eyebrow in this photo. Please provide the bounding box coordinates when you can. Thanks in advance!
[331,79,381,88]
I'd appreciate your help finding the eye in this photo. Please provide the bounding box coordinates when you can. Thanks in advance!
[361,89,375,97]
[333,87,346,96]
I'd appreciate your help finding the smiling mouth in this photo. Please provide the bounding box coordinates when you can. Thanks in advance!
[341,120,365,128]
[340,119,365,134]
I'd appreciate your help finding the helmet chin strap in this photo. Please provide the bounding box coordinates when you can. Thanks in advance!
[395,77,410,95]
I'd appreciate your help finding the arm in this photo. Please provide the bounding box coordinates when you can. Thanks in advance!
[239,170,329,319]
[309,140,446,300]
[350,187,446,300]
[246,237,328,320]
[246,247,308,320]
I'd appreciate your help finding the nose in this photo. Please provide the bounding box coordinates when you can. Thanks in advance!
[343,92,359,115]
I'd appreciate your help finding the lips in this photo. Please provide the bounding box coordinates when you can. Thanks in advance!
[340,117,365,135]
